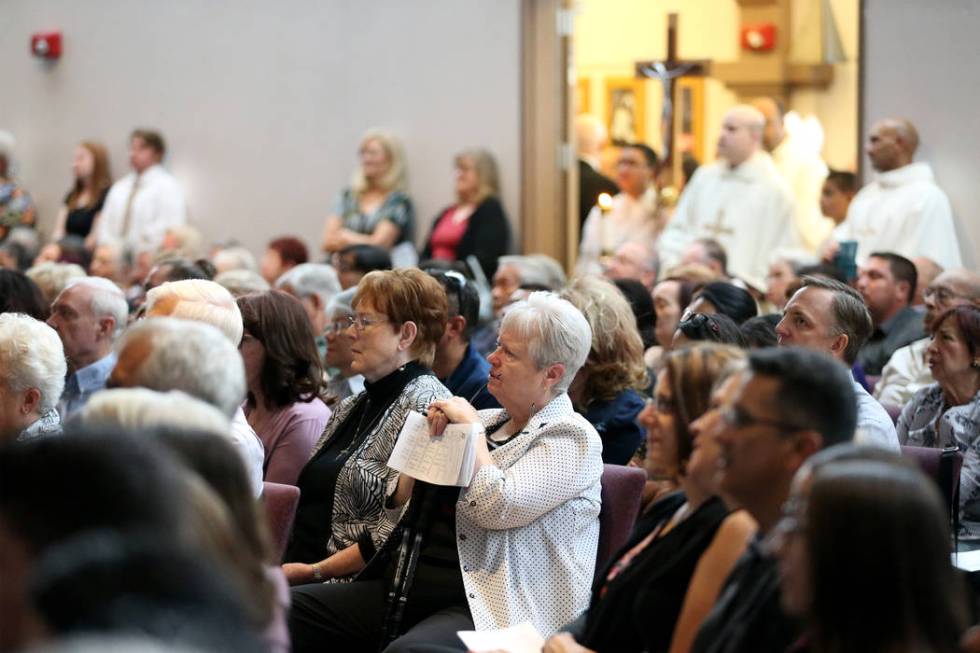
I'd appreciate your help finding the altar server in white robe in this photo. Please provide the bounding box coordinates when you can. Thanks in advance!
[577,143,666,276]
[658,105,799,292]
[830,118,962,267]
[753,97,833,253]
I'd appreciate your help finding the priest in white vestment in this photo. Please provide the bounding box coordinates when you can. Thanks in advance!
[830,118,962,268]
[577,144,666,276]
[753,98,833,253]
[658,105,799,291]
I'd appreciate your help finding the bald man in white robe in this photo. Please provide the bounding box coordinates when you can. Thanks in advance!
[659,105,799,291]
[830,118,962,267]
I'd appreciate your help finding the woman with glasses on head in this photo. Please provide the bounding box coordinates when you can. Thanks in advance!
[420,148,511,279]
[545,344,755,653]
[280,269,451,585]
[237,291,331,487]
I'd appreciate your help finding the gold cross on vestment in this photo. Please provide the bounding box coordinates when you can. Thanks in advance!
[703,209,734,238]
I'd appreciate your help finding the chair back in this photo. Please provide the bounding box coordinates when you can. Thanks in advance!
[900,445,962,533]
[261,481,300,561]
[595,464,646,581]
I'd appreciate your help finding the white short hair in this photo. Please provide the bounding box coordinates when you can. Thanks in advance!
[326,287,357,318]
[499,291,592,393]
[62,276,129,338]
[80,388,231,438]
[25,262,87,304]
[275,263,341,314]
[144,279,243,345]
[0,313,67,413]
[213,246,258,273]
[214,269,270,297]
[116,317,245,417]
[498,254,567,290]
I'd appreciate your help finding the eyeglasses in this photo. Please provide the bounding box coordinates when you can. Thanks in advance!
[720,403,804,433]
[645,396,676,415]
[679,312,720,334]
[425,269,470,317]
[323,321,348,336]
[346,314,389,331]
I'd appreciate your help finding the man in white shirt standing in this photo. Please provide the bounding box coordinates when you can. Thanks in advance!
[829,118,962,267]
[752,97,833,253]
[98,129,187,256]
[658,105,799,292]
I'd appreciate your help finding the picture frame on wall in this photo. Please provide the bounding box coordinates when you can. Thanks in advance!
[576,77,591,115]
[604,76,645,146]
[677,77,706,163]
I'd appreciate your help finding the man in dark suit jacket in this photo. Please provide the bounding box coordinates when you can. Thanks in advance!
[855,252,925,375]
[576,115,619,228]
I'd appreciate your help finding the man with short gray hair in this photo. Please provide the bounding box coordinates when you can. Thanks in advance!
[659,104,799,291]
[775,275,899,450]
[276,263,341,356]
[48,277,128,419]
[109,317,264,495]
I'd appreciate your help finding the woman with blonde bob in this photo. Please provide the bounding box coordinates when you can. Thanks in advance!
[561,276,649,464]
[420,148,511,278]
[281,268,451,584]
[321,129,417,267]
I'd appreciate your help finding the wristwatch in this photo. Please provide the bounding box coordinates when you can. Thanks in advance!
[311,563,323,581]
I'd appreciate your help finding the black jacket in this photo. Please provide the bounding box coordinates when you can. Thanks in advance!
[420,196,510,279]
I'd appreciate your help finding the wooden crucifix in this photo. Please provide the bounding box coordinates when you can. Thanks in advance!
[635,13,710,185]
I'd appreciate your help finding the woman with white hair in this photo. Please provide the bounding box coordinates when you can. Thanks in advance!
[0,313,67,442]
[320,129,417,267]
[289,292,604,651]
[420,148,511,279]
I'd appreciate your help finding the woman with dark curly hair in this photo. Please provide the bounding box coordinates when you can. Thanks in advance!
[238,291,331,486]
[561,276,649,464]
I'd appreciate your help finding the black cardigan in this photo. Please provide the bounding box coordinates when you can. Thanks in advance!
[420,196,511,279]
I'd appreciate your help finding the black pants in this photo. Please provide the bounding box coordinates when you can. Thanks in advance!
[289,579,472,653]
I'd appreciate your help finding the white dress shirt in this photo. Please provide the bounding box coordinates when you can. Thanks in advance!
[874,337,932,407]
[853,380,901,452]
[98,164,187,253]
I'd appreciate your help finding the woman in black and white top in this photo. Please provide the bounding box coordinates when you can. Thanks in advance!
[280,269,451,584]
[289,292,604,652]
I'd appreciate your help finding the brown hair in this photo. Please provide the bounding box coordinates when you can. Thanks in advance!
[560,276,647,403]
[932,304,980,359]
[130,129,166,158]
[267,236,309,268]
[353,268,448,368]
[800,275,874,365]
[662,343,745,470]
[237,290,326,410]
[66,141,112,211]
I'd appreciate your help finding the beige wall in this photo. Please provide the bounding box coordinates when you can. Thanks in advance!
[863,0,979,269]
[1,0,521,257]
[574,0,858,169]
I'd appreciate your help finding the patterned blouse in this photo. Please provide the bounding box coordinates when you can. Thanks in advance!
[0,180,36,238]
[333,188,415,245]
[897,384,980,535]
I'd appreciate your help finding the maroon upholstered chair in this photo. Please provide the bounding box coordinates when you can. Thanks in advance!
[595,464,647,581]
[883,403,903,425]
[262,481,300,561]
[900,445,963,527]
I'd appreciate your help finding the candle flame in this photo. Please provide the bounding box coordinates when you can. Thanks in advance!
[597,193,613,211]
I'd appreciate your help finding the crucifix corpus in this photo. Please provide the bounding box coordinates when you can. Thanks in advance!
[635,13,710,186]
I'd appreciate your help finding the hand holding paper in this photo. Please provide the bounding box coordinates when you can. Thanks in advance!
[388,411,483,486]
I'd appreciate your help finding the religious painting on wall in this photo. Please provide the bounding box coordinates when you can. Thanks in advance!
[576,77,591,114]
[677,77,705,163]
[604,77,645,146]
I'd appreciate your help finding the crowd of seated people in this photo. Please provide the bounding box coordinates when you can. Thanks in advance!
[1,116,978,653]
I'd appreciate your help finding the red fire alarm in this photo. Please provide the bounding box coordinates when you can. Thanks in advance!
[31,31,62,59]
[740,23,776,52]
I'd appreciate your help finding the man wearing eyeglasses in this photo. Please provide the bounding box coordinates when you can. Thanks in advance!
[691,347,856,653]
[428,270,500,410]
[874,268,980,406]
